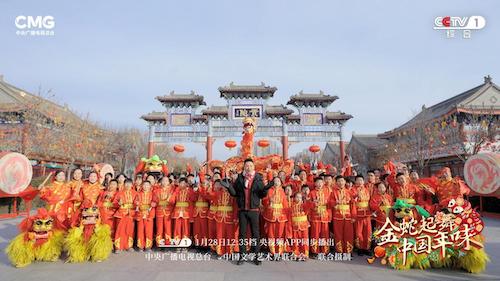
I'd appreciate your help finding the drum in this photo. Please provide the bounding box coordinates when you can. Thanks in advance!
[94,163,115,184]
[464,152,500,195]
[0,152,33,194]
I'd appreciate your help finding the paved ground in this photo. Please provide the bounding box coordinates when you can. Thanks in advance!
[1,217,499,281]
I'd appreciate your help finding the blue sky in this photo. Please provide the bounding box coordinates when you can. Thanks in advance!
[1,0,498,161]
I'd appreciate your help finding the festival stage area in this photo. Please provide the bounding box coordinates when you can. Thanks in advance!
[1,216,499,281]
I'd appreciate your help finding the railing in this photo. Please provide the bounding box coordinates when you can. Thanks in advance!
[0,191,32,219]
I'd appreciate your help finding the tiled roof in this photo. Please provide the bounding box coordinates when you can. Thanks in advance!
[265,105,294,116]
[156,91,206,106]
[325,111,353,122]
[141,111,167,121]
[351,134,388,149]
[287,90,338,107]
[201,105,228,116]
[381,76,499,136]
[218,82,277,98]
[0,77,88,126]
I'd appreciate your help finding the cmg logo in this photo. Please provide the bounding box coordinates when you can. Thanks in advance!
[15,15,55,29]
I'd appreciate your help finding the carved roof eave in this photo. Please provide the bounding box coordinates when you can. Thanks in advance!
[287,93,339,108]
[155,92,206,108]
[325,112,353,125]
[141,113,166,122]
[218,83,277,99]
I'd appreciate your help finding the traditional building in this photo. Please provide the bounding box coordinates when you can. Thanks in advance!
[142,83,352,166]
[378,76,499,176]
[349,76,499,178]
[0,75,117,176]
[347,134,388,175]
[321,141,348,167]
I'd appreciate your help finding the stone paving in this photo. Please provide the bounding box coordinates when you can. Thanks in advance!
[1,216,499,281]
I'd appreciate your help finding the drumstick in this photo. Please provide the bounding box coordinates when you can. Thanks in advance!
[38,172,54,189]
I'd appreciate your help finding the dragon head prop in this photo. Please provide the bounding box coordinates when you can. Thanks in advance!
[242,117,256,134]
[392,199,430,223]
[134,154,169,177]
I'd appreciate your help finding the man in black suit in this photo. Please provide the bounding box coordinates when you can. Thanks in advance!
[222,158,270,265]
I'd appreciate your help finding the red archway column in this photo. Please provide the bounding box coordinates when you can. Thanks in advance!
[147,142,155,158]
[206,136,213,163]
[282,136,288,160]
[206,120,213,173]
[147,124,155,158]
[339,124,345,168]
[281,118,288,160]
[282,119,289,160]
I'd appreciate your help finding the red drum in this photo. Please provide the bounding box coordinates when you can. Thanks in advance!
[464,152,500,195]
[0,152,33,194]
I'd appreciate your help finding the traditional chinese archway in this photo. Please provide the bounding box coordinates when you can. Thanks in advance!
[141,83,352,167]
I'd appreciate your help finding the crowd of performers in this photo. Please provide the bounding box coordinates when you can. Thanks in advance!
[6,159,473,267]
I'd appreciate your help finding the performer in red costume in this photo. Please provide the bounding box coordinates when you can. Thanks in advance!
[262,177,289,257]
[171,177,197,241]
[369,182,393,229]
[192,171,209,247]
[366,170,378,196]
[353,175,372,256]
[331,175,356,254]
[207,172,222,252]
[393,172,420,205]
[289,192,311,259]
[135,180,155,251]
[309,177,331,255]
[433,167,470,210]
[153,176,175,246]
[71,171,103,212]
[99,179,118,237]
[410,170,436,214]
[207,179,238,256]
[113,179,136,252]
[39,170,72,227]
[67,168,84,218]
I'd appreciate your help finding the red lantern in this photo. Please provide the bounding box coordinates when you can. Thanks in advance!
[173,144,185,153]
[257,139,270,148]
[309,145,320,153]
[225,140,237,149]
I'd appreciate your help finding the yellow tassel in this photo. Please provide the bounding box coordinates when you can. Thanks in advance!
[458,247,490,273]
[411,253,431,270]
[395,253,413,270]
[34,230,64,262]
[64,226,88,263]
[5,234,35,268]
[430,254,453,269]
[88,224,113,262]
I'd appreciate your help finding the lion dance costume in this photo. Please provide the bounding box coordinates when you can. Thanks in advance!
[5,208,65,267]
[64,200,113,262]
[371,198,489,273]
